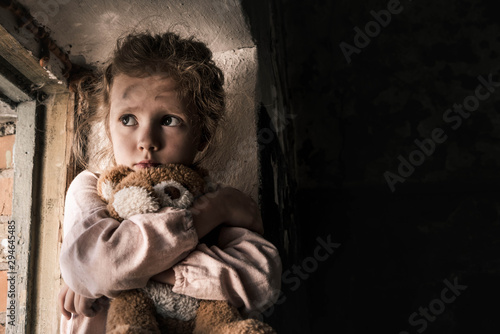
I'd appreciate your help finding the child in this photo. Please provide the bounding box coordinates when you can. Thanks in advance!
[58,31,282,333]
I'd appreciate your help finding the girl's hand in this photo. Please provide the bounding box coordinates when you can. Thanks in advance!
[191,187,264,238]
[58,283,72,320]
[150,268,176,285]
[218,187,264,234]
[58,282,100,319]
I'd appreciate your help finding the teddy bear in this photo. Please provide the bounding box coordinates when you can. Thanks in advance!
[96,164,276,334]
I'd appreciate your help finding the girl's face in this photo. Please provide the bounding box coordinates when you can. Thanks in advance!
[109,74,200,170]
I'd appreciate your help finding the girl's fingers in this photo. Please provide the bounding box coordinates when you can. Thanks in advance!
[64,289,77,315]
[58,285,72,320]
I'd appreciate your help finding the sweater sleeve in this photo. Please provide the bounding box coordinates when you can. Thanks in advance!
[59,170,199,299]
[171,226,282,316]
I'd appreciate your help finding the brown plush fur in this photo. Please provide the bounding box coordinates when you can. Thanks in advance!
[100,165,276,334]
[193,301,276,334]
[106,289,160,334]
[109,296,277,334]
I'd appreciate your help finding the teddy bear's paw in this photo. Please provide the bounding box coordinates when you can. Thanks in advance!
[106,290,161,334]
[217,319,277,334]
[193,300,276,334]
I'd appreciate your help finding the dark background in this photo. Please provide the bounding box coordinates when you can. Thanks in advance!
[242,0,500,333]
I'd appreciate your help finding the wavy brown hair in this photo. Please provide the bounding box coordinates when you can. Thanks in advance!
[72,31,225,171]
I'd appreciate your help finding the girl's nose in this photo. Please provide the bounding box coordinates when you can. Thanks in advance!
[137,126,160,151]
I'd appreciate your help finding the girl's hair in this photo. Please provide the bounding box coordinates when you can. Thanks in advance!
[72,31,225,171]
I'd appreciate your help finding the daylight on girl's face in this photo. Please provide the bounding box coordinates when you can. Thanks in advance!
[109,74,200,170]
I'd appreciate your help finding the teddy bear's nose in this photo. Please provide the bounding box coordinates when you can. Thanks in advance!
[164,186,181,200]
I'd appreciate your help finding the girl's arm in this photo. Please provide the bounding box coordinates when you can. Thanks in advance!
[60,171,199,299]
[151,187,270,287]
[170,226,282,316]
[151,187,282,315]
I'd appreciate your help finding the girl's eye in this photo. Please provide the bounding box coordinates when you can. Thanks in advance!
[120,115,137,126]
[162,115,182,127]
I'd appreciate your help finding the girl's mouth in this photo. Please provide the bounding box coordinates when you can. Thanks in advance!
[135,161,161,169]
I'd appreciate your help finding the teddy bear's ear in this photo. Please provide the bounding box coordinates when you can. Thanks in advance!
[97,165,134,202]
[191,165,209,179]
[187,166,210,194]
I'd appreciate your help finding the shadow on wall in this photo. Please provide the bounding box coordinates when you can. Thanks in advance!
[244,0,500,333]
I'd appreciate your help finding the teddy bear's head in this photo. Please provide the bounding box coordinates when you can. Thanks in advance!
[97,164,206,220]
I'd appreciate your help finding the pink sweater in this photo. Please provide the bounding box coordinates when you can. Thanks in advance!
[59,170,282,333]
